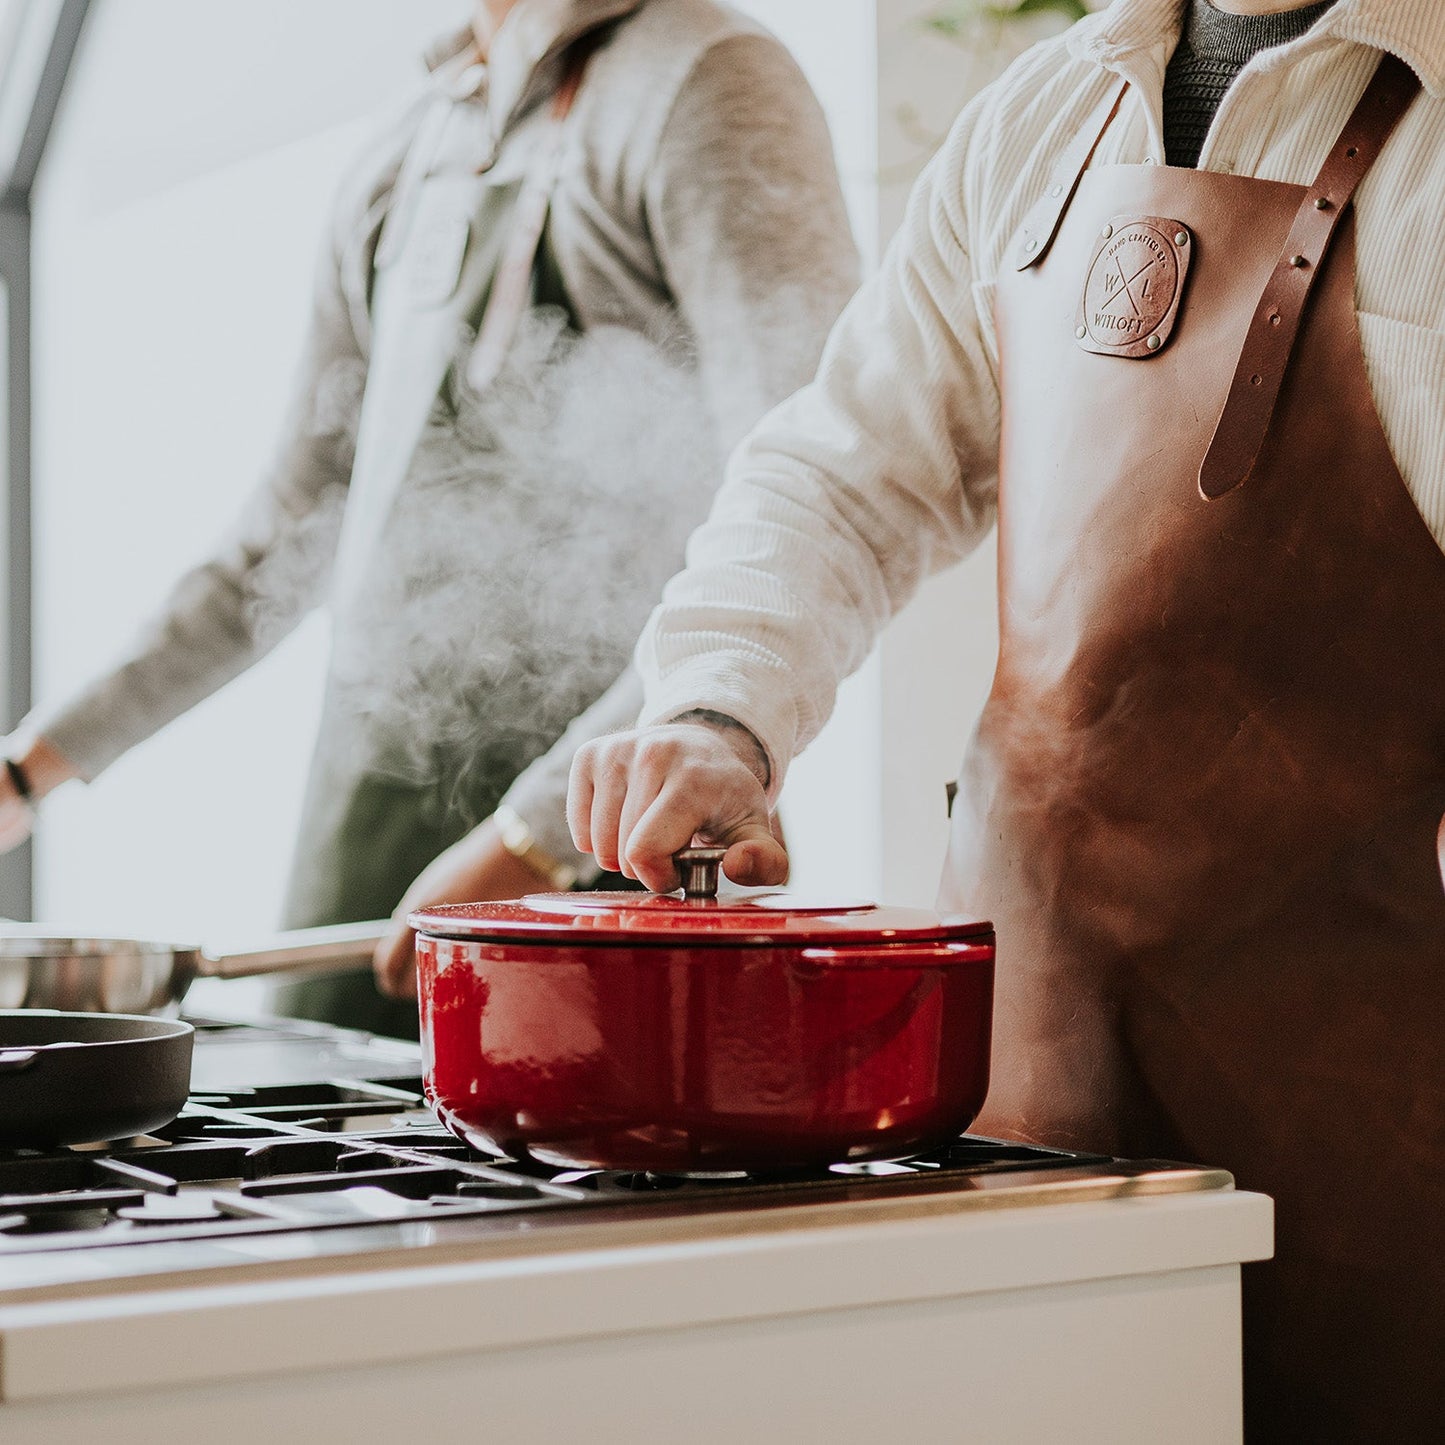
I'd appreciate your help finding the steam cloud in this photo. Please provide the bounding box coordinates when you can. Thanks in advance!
[250,306,723,825]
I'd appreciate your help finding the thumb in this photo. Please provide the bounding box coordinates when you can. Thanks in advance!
[719,822,790,889]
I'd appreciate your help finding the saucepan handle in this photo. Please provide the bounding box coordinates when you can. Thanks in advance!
[198,922,389,980]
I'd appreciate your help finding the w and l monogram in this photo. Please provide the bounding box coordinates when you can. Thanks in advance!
[1100,253,1159,312]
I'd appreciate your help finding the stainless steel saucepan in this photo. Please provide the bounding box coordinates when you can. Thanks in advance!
[0,921,387,1015]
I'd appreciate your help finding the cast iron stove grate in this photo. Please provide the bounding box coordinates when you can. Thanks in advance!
[0,1073,1110,1256]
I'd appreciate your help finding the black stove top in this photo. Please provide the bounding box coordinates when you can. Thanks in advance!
[0,1017,1223,1301]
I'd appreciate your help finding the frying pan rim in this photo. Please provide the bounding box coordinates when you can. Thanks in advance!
[0,1010,196,1043]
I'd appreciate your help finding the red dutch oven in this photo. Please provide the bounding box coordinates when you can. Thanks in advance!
[410,848,996,1173]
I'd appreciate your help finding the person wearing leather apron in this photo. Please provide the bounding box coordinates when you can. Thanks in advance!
[0,0,858,1038]
[568,1,1445,1436]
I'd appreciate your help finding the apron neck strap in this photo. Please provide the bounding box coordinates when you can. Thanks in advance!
[1201,53,1421,499]
[1012,77,1129,272]
[466,40,597,393]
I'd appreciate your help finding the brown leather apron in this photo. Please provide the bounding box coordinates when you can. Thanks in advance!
[944,56,1445,1441]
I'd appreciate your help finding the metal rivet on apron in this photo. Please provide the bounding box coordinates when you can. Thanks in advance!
[1174,231,1188,246]
[1101,224,1113,239]
[1290,254,1309,268]
[1146,334,1162,351]
[1075,325,1087,339]
[1269,311,1282,326]
[1251,373,1263,386]
[1314,196,1331,210]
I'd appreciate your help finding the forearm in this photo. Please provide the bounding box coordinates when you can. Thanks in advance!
[21,102,419,784]
[636,318,997,790]
[29,271,368,781]
[28,466,347,782]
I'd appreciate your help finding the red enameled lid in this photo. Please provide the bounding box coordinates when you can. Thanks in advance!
[409,891,992,946]
[409,848,992,947]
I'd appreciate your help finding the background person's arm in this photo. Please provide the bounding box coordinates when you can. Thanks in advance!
[641,28,860,461]
[0,735,80,851]
[372,669,646,998]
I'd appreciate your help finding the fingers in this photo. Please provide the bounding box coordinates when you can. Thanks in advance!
[621,786,710,892]
[613,737,680,882]
[567,747,596,856]
[619,798,783,892]
[574,734,666,878]
[376,817,573,1001]
[589,746,637,876]
[568,723,790,894]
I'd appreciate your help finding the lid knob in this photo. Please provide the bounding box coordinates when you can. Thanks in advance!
[674,846,728,900]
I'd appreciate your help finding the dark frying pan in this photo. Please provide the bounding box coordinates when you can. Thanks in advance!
[0,1011,194,1147]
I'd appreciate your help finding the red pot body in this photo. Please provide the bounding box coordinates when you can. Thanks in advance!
[415,906,995,1172]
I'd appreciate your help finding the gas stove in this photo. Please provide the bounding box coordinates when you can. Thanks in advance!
[0,1015,1229,1303]
[0,1017,1270,1441]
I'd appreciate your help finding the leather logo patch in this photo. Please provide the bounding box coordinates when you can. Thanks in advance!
[1077,216,1192,359]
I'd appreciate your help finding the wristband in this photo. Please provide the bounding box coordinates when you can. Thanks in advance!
[494,805,579,891]
[4,757,34,805]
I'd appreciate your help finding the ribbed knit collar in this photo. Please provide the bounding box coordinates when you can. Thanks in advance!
[1187,1,1337,66]
[1070,0,1445,98]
